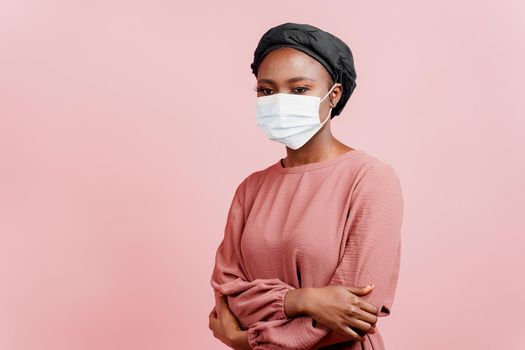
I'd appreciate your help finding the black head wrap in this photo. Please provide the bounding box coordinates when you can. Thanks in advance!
[250,22,357,119]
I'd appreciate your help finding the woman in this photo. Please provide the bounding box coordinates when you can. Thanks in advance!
[208,22,404,350]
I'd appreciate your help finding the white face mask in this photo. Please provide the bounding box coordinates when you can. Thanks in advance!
[255,83,338,150]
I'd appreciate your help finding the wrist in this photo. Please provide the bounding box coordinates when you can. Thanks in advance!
[284,287,315,317]
[298,287,316,316]
[230,329,251,350]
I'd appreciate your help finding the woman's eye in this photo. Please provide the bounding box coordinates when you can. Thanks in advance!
[256,88,273,95]
[293,87,309,94]
[255,87,309,95]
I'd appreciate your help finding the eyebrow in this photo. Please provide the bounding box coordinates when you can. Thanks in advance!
[257,76,316,84]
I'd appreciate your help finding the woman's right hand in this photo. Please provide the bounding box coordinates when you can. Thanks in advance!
[302,284,378,342]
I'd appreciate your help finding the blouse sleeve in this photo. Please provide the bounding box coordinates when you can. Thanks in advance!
[246,163,404,350]
[210,180,297,330]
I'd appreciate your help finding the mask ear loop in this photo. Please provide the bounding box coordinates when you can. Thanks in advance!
[319,83,339,124]
[320,82,339,103]
[319,106,333,126]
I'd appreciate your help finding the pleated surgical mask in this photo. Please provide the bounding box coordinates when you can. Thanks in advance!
[255,83,338,150]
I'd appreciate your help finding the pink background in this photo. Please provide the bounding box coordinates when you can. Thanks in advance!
[1,1,524,349]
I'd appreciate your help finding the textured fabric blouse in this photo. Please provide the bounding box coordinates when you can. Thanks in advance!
[210,149,404,349]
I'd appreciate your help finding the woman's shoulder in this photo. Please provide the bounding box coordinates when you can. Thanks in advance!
[353,150,400,176]
[235,162,275,193]
[318,148,401,186]
[350,150,401,187]
[349,151,403,206]
[228,161,276,201]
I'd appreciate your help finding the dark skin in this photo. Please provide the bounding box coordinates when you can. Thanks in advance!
[209,47,378,349]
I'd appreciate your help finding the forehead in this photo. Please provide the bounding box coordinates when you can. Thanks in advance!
[257,47,331,83]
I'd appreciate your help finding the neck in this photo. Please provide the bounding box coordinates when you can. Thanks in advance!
[282,133,349,168]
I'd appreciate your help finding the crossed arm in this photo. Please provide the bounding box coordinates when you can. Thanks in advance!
[210,163,404,349]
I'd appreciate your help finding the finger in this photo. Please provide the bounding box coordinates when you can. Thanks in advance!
[218,294,227,304]
[345,284,374,296]
[343,316,375,334]
[215,299,223,316]
[355,298,379,316]
[209,312,218,331]
[351,305,378,326]
[342,290,378,317]
[214,290,225,305]
[217,296,229,312]
[335,325,366,343]
[216,298,236,320]
[209,310,218,328]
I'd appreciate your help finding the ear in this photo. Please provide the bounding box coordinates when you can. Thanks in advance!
[330,83,343,108]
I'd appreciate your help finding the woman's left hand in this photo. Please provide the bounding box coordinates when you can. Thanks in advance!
[209,291,249,349]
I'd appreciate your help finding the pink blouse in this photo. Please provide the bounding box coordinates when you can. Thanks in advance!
[210,149,404,349]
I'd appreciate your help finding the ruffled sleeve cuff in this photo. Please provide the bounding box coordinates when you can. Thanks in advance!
[246,316,328,349]
[272,286,295,320]
[247,325,263,350]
